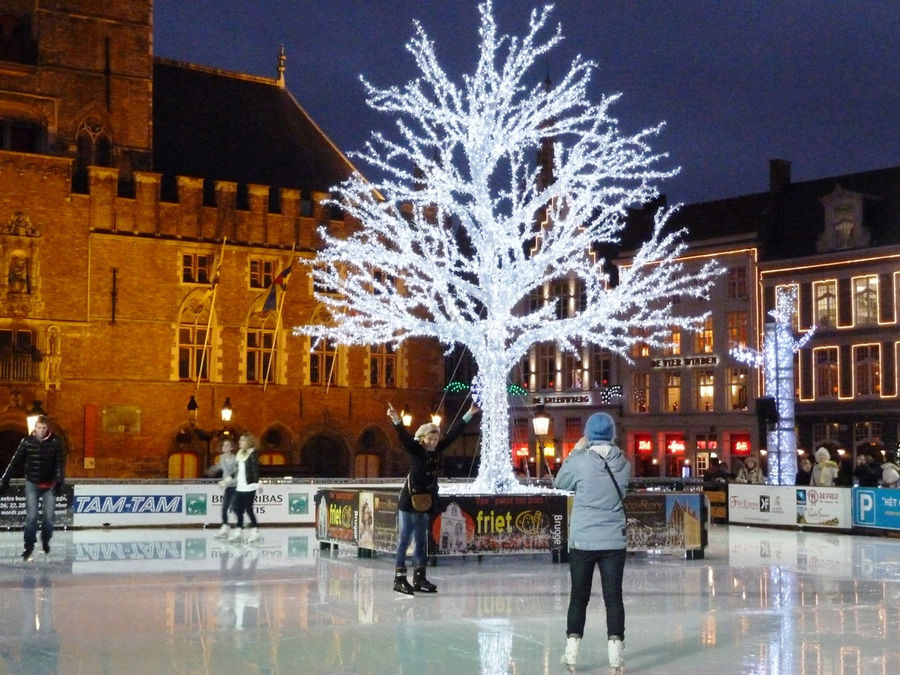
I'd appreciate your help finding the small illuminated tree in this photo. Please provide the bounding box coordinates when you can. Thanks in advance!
[732,286,815,485]
[298,1,718,492]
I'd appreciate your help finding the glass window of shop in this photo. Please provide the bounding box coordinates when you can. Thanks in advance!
[696,370,715,412]
[634,433,656,477]
[665,434,686,478]
[727,368,748,410]
[664,371,681,413]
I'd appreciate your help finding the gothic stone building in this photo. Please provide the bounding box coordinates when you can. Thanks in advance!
[0,0,447,479]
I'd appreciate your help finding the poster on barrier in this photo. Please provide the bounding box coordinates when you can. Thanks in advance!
[431,493,567,556]
[0,484,72,528]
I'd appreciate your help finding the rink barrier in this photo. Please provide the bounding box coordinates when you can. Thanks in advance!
[314,487,710,562]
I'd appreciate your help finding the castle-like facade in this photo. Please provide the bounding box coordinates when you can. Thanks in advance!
[0,1,447,478]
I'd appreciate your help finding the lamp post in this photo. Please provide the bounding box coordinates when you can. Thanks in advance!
[532,405,550,481]
[401,405,412,427]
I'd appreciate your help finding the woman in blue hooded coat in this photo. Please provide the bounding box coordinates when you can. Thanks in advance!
[554,412,630,674]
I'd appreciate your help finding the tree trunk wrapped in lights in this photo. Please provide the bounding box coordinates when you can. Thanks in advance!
[733,286,815,485]
[296,1,718,493]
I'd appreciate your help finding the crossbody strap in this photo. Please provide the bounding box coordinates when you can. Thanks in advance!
[602,460,626,507]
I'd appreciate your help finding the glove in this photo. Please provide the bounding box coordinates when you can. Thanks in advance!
[54,482,65,496]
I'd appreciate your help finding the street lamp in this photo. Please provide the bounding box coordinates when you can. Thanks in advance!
[221,397,233,423]
[26,400,46,434]
[430,411,442,426]
[401,405,412,427]
[187,395,199,425]
[532,405,551,480]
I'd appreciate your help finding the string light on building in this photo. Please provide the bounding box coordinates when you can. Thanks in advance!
[732,286,815,484]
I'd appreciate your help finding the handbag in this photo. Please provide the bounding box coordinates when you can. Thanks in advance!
[406,476,433,512]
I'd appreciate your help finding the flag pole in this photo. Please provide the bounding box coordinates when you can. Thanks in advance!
[262,246,295,391]
[196,237,226,393]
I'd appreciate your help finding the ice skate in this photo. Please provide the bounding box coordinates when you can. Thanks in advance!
[227,527,243,543]
[412,566,437,593]
[393,567,415,596]
[560,635,580,672]
[608,636,624,674]
[213,523,230,539]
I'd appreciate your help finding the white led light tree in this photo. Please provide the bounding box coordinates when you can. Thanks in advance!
[732,286,815,485]
[297,1,718,493]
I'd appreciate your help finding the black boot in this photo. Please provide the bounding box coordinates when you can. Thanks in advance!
[393,567,415,596]
[413,566,437,593]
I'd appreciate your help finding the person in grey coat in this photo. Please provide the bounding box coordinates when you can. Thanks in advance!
[554,412,630,674]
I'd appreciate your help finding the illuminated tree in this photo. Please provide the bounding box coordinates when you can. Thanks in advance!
[732,286,815,485]
[297,1,717,492]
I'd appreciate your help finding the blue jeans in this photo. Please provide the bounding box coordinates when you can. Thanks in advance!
[566,547,626,639]
[394,509,429,568]
[24,481,57,550]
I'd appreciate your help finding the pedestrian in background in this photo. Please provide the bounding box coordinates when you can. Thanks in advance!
[1,416,66,560]
[554,412,630,674]
[735,456,764,484]
[228,433,262,544]
[795,456,813,485]
[811,447,838,487]
[211,438,237,538]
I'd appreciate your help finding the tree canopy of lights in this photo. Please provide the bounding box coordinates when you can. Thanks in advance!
[732,286,815,485]
[296,1,718,493]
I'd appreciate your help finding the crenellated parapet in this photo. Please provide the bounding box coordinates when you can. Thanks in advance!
[80,163,336,250]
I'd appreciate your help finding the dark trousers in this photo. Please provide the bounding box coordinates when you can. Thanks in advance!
[221,486,236,524]
[566,547,626,640]
[232,490,258,528]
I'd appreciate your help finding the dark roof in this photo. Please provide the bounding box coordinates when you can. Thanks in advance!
[152,59,358,200]
[618,166,900,261]
[759,166,900,261]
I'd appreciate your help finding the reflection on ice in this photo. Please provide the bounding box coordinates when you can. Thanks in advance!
[0,525,899,673]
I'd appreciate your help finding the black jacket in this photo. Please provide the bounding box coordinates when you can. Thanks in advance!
[394,415,471,513]
[2,431,65,488]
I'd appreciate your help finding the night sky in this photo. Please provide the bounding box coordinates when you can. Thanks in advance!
[153,0,899,205]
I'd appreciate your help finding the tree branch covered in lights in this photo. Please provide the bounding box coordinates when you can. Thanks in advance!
[296,1,719,492]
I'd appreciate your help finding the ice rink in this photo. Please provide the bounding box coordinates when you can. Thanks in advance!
[1,523,899,674]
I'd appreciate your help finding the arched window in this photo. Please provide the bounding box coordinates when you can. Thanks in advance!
[310,338,337,386]
[73,117,113,190]
[178,293,213,382]
[369,343,396,387]
[246,307,278,384]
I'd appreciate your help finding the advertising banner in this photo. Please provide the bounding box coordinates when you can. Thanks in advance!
[0,484,72,528]
[728,484,852,529]
[623,493,704,552]
[315,488,359,544]
[853,487,900,530]
[432,493,568,556]
[71,483,315,528]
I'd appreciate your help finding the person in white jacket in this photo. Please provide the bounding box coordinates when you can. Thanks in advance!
[554,412,630,674]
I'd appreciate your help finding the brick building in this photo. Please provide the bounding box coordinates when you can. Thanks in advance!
[0,1,448,479]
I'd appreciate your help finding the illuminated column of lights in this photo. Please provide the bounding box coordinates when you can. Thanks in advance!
[733,286,814,485]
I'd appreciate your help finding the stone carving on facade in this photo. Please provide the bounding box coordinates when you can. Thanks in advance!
[1,211,41,317]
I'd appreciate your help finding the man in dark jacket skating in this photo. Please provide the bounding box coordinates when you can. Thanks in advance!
[1,416,66,561]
